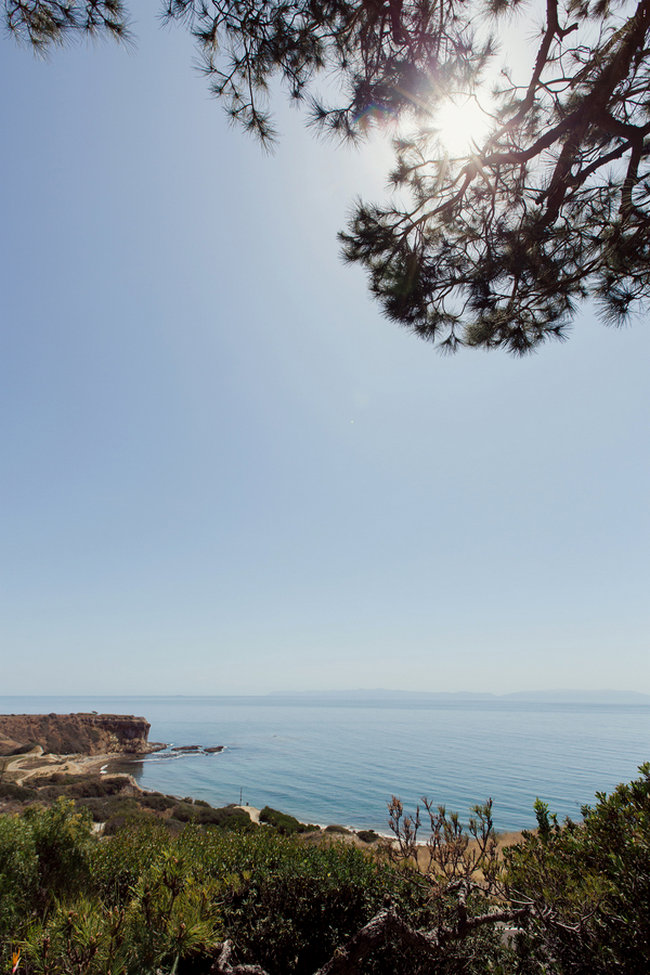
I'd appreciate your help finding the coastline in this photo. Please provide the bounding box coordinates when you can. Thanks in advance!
[3,698,646,832]
[1,748,527,850]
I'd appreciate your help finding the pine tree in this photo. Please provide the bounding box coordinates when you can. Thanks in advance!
[7,0,650,351]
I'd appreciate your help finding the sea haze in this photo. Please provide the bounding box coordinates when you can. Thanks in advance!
[1,694,648,832]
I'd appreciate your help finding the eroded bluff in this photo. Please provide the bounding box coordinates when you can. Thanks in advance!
[0,713,153,756]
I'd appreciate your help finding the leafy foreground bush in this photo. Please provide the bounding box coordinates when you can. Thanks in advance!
[0,799,437,975]
[1,767,650,975]
[505,762,650,974]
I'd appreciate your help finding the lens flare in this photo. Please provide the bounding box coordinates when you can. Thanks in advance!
[433,95,493,156]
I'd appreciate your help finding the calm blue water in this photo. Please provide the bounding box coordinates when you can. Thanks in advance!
[1,695,648,832]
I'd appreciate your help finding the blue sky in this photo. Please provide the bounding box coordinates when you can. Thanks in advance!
[2,10,649,695]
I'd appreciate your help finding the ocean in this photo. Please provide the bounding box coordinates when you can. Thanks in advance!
[1,695,649,833]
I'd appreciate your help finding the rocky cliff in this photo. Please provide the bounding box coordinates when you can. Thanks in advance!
[0,713,153,756]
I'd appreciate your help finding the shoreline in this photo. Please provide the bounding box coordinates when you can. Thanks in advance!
[2,748,528,848]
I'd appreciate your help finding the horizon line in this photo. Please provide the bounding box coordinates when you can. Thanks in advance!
[2,688,649,700]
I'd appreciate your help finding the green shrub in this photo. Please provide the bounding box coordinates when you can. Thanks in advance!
[324,823,351,835]
[259,806,309,835]
[30,772,73,785]
[39,774,129,801]
[0,782,37,801]
[0,798,94,970]
[24,798,94,905]
[90,819,173,904]
[357,829,379,843]
[168,826,428,972]
[22,865,225,975]
[506,763,650,974]
[214,829,428,975]
[103,809,160,836]
[170,800,199,822]
[202,806,254,830]
[172,801,254,830]
[76,795,140,823]
[138,791,177,812]
[0,812,39,954]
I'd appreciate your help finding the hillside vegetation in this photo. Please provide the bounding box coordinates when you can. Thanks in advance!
[1,765,649,974]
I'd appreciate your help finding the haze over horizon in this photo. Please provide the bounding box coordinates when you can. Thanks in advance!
[2,689,650,707]
[2,16,649,698]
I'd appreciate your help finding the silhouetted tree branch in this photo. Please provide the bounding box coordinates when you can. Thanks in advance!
[7,0,650,350]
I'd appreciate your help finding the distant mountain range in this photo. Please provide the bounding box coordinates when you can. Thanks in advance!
[268,688,650,704]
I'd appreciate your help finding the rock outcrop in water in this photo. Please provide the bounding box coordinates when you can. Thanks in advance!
[0,713,155,756]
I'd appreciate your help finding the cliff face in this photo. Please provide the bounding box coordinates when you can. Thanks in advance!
[0,713,153,756]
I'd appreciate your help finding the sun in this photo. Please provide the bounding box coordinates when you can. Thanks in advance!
[432,94,494,157]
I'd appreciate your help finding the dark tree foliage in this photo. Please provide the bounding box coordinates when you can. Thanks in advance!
[6,0,650,350]
[5,0,127,48]
[341,0,650,353]
[505,763,650,973]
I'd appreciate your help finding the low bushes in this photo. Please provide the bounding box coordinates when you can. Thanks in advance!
[0,782,37,801]
[4,769,650,975]
[0,801,429,975]
[259,806,316,835]
[76,795,141,823]
[171,801,253,830]
[357,828,379,843]
[38,774,130,800]
[138,790,177,812]
[215,830,428,975]
[0,796,94,950]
